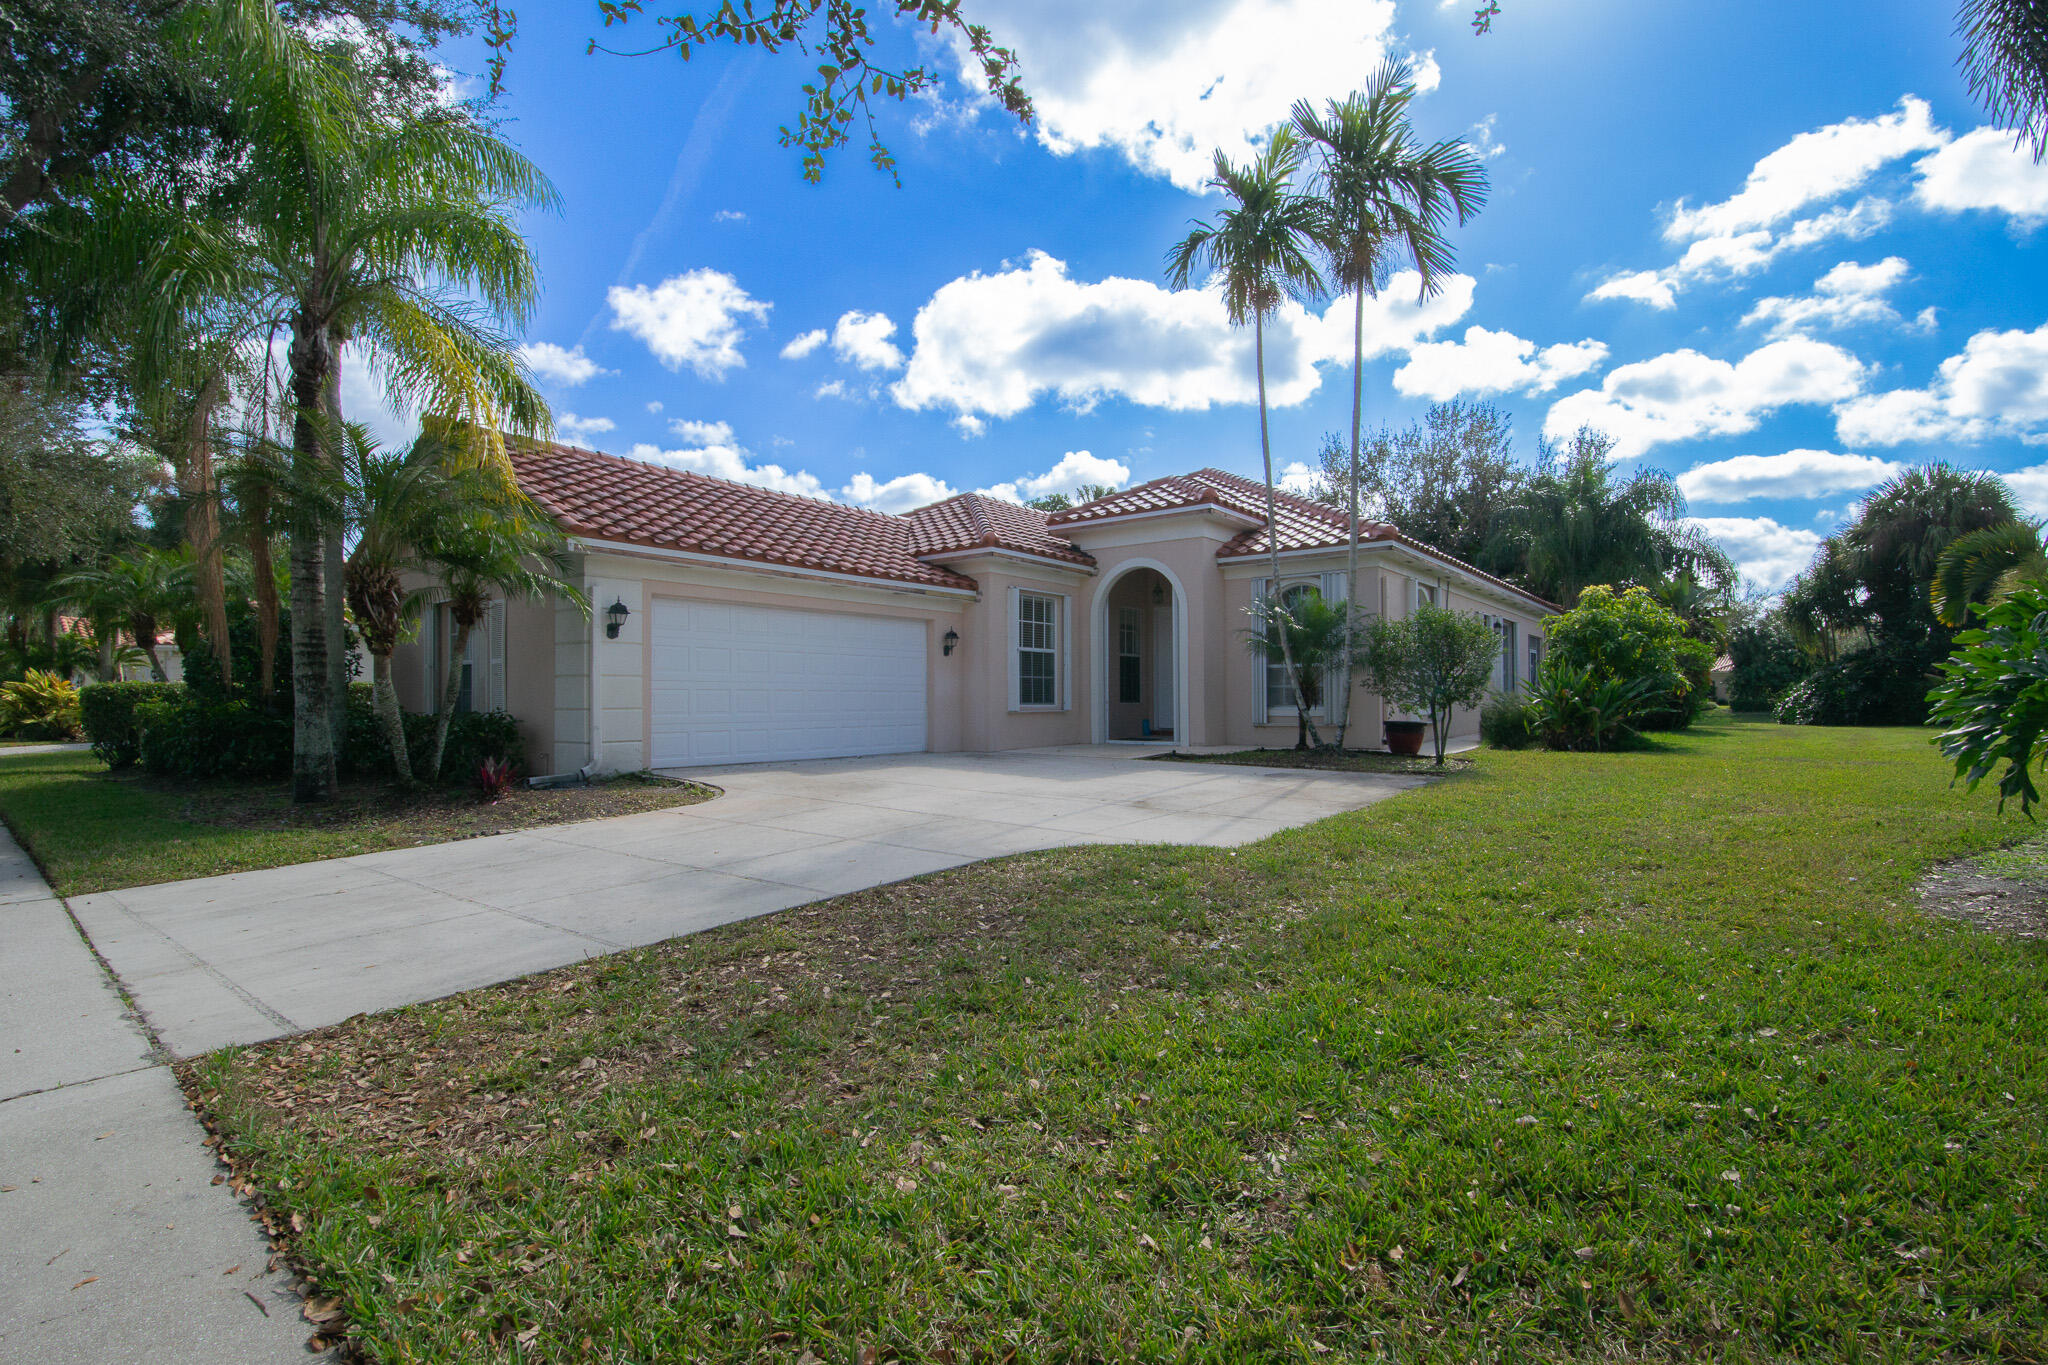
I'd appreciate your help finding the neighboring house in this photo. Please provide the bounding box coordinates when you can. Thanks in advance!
[1710,654,1734,703]
[389,444,1558,774]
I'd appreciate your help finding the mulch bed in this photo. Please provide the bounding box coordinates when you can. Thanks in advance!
[159,770,714,840]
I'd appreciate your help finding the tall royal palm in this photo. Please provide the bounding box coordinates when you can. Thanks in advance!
[146,17,556,801]
[1293,63,1488,746]
[1167,130,1326,720]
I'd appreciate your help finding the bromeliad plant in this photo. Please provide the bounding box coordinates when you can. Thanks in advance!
[1525,660,1654,753]
[1928,581,2048,814]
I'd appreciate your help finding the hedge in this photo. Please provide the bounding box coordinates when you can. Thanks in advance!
[79,681,185,769]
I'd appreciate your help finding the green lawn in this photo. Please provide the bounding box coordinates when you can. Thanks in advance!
[192,716,2047,1362]
[0,750,708,895]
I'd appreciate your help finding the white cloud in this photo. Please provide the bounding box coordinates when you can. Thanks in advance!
[1468,113,1505,161]
[334,342,419,451]
[1741,257,1913,337]
[1836,322,2048,447]
[1914,126,2048,225]
[1543,337,1867,459]
[645,400,664,414]
[1588,98,1944,310]
[1665,97,1948,241]
[891,250,1470,423]
[781,329,829,360]
[830,310,906,372]
[1588,270,1676,310]
[977,450,1133,504]
[1688,516,1824,590]
[518,342,608,387]
[625,433,955,513]
[815,379,850,400]
[949,0,1423,192]
[556,411,617,443]
[1278,460,1323,497]
[668,418,734,445]
[1393,326,1608,400]
[2004,464,2048,518]
[607,269,770,378]
[1675,450,1905,503]
[843,471,958,513]
[712,209,748,223]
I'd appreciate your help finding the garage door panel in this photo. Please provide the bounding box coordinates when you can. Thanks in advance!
[650,599,927,766]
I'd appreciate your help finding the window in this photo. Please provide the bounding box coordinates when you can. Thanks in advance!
[1416,581,1438,610]
[1499,619,1518,692]
[1117,607,1142,704]
[1266,583,1316,713]
[1527,636,1543,684]
[1017,591,1059,707]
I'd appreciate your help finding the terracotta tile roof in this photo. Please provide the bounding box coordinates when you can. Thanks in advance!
[1043,472,1264,527]
[903,493,1096,566]
[508,442,977,591]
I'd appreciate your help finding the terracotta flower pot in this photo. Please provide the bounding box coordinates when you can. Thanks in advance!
[1384,720,1427,756]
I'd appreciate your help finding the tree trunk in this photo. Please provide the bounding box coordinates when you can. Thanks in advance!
[134,615,165,682]
[288,315,336,802]
[428,615,473,781]
[95,618,115,682]
[324,337,349,757]
[1255,315,1318,751]
[182,370,232,687]
[248,485,280,699]
[1337,286,1365,751]
[371,649,412,784]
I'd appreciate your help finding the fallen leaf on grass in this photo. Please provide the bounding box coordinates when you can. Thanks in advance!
[69,1277,97,1290]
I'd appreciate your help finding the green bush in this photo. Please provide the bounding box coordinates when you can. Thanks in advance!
[1728,619,1809,711]
[1775,640,1939,727]
[1545,585,1696,729]
[1927,583,2048,812]
[341,688,525,787]
[79,681,183,767]
[135,695,292,780]
[1480,693,1537,749]
[0,669,84,740]
[1526,661,1654,752]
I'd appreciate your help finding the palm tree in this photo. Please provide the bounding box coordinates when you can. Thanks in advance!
[1958,0,2048,161]
[52,547,193,681]
[1506,427,1734,607]
[1293,63,1489,748]
[1166,130,1326,729]
[136,21,556,801]
[1932,521,2046,625]
[1244,588,1350,749]
[421,488,583,782]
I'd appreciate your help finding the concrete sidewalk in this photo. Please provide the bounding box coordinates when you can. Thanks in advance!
[0,827,321,1363]
[72,747,1421,1059]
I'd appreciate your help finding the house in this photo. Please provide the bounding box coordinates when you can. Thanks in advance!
[389,443,1558,774]
[1710,654,1734,704]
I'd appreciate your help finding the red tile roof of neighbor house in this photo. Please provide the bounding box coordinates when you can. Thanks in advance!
[508,442,979,591]
[510,442,1557,611]
[902,492,1097,566]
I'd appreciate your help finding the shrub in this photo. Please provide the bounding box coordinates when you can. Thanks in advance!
[1775,643,1938,727]
[1545,585,1696,729]
[1927,582,2048,812]
[1526,661,1654,752]
[79,681,182,767]
[1727,619,1809,712]
[135,696,292,780]
[1480,693,1537,749]
[0,669,83,739]
[431,709,525,786]
[1356,604,1503,765]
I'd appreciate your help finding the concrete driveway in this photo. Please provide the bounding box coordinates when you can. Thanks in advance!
[69,747,1420,1059]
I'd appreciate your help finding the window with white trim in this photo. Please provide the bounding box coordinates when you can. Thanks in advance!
[1017,591,1060,707]
[1499,618,1518,692]
[1416,580,1438,611]
[1266,583,1318,714]
[1527,636,1544,684]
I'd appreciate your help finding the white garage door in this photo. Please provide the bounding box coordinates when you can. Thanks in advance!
[649,598,928,766]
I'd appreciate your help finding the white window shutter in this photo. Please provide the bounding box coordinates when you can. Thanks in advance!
[1059,592,1071,712]
[1320,572,1347,717]
[1006,586,1021,711]
[487,599,507,711]
[1252,577,1270,719]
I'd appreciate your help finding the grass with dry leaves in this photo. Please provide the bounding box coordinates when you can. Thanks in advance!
[191,715,2048,1362]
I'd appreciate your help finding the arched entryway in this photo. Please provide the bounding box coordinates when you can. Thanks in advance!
[1092,561,1189,744]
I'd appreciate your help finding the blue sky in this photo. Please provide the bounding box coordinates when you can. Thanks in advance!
[373,0,2048,589]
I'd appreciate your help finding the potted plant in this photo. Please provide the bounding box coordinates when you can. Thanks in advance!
[1383,718,1427,754]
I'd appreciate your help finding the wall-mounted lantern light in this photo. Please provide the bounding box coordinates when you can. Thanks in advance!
[604,598,631,640]
[942,628,959,657]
